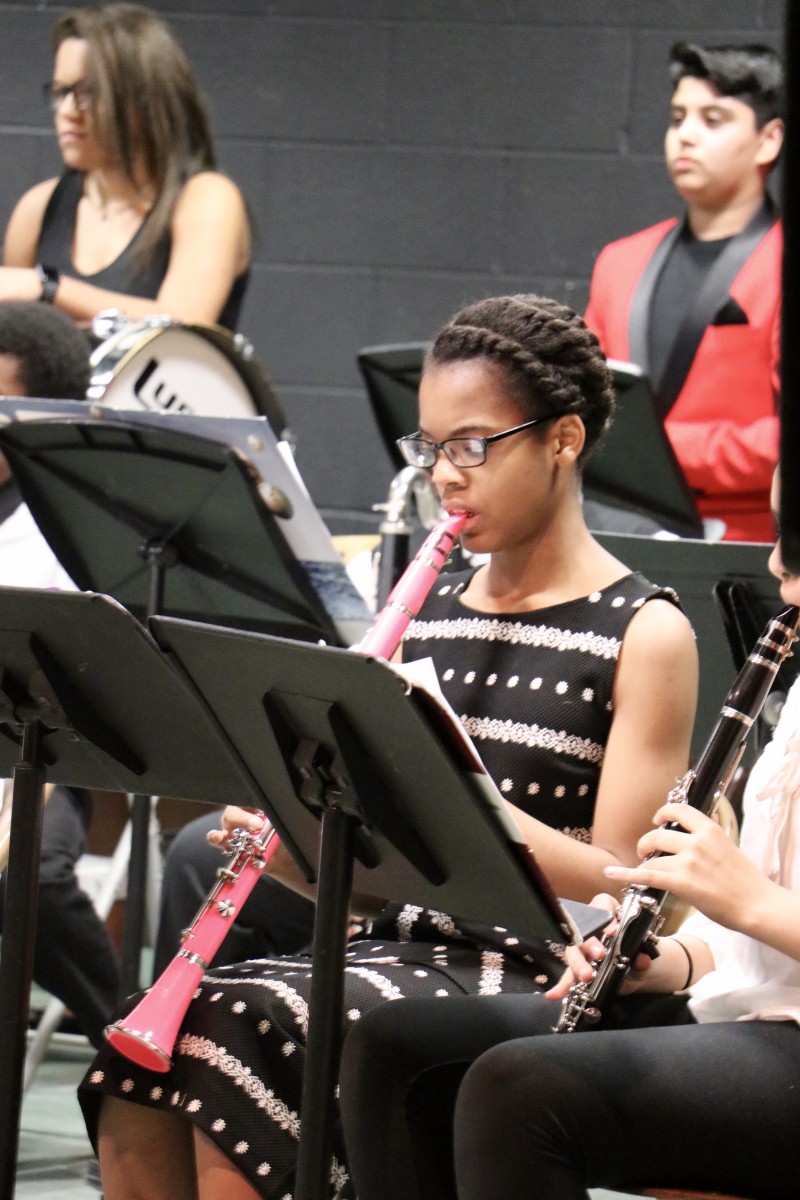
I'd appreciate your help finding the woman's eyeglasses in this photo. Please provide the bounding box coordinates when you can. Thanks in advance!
[42,81,94,112]
[396,415,556,470]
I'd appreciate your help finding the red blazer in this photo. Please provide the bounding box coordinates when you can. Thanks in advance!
[585,217,782,542]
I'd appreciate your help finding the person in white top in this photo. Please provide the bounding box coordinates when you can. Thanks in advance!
[336,468,800,1200]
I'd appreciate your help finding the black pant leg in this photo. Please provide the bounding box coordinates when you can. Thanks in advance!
[339,992,561,1200]
[339,990,695,1200]
[455,1019,800,1200]
[4,786,121,1048]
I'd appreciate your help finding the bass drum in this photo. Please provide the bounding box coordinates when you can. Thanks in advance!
[88,316,288,439]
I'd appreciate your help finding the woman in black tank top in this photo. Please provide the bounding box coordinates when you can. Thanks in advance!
[0,4,250,332]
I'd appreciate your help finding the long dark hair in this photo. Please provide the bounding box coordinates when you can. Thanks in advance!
[52,3,217,267]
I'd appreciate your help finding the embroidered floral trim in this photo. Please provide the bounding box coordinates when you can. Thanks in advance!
[331,1160,350,1193]
[203,973,310,1035]
[427,910,459,938]
[343,966,404,1001]
[350,955,401,966]
[177,1034,301,1138]
[407,617,621,660]
[562,826,592,844]
[478,950,504,995]
[462,715,604,763]
[396,905,424,941]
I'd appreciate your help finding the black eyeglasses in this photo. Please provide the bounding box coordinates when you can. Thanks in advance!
[42,80,94,112]
[396,415,556,470]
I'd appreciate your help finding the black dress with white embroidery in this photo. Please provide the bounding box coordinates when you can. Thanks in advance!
[79,569,678,1198]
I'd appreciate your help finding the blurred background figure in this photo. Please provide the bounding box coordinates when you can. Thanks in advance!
[585,42,784,542]
[0,298,91,403]
[0,2,251,331]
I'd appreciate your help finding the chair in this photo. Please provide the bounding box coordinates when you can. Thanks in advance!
[22,796,162,1091]
[640,1190,753,1199]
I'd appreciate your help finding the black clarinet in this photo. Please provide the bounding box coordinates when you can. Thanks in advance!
[557,604,800,1034]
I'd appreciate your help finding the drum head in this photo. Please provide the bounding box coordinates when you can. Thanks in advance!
[90,320,287,435]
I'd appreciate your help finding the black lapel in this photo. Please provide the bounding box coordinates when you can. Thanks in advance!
[654,200,778,417]
[0,482,22,526]
[628,222,683,372]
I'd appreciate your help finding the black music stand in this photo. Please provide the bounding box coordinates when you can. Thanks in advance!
[0,588,268,1194]
[596,532,796,762]
[357,343,704,538]
[589,360,703,538]
[149,614,603,1200]
[0,417,348,643]
[0,415,370,994]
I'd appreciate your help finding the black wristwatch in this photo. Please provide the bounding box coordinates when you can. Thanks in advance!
[35,263,60,304]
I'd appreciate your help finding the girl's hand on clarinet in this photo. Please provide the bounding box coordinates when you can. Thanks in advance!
[207,806,265,850]
[545,935,607,1001]
[546,893,617,1000]
[545,894,663,1001]
[603,801,769,931]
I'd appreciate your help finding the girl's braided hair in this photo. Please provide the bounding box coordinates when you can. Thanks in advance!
[427,294,615,463]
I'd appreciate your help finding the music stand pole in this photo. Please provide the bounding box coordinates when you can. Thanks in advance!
[295,803,355,1199]
[0,723,47,1191]
[119,540,176,997]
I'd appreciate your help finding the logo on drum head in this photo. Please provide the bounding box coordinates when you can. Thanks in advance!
[134,357,192,413]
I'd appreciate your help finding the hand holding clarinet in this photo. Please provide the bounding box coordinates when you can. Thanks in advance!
[555,604,800,1031]
[546,800,769,1006]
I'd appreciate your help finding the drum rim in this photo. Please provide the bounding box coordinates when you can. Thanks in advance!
[89,318,287,434]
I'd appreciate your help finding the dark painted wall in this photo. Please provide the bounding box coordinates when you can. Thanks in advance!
[0,0,784,529]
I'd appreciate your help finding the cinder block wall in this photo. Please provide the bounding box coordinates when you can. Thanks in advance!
[0,0,783,528]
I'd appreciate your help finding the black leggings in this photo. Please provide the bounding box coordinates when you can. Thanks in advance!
[0,785,119,1047]
[338,992,800,1200]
